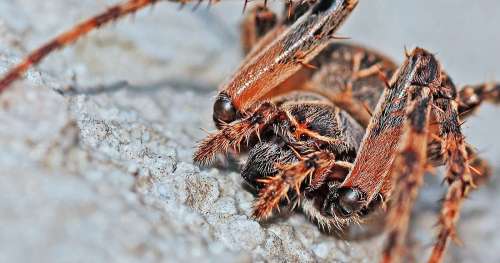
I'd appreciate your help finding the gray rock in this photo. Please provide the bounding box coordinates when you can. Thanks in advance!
[0,1,499,263]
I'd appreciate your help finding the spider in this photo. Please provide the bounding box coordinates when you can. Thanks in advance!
[0,0,498,262]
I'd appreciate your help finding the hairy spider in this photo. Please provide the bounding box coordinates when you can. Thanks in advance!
[0,0,499,263]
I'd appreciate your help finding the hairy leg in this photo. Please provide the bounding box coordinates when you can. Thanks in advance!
[0,0,211,92]
[252,151,337,219]
[213,0,358,124]
[240,5,278,55]
[428,94,476,263]
[380,86,433,263]
[304,43,396,127]
[336,48,441,213]
[193,101,281,165]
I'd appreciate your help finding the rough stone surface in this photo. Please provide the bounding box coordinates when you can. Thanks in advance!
[0,1,499,263]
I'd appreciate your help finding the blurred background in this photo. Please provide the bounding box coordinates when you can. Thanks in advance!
[0,0,499,262]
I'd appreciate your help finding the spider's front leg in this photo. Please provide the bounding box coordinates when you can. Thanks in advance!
[332,48,442,217]
[212,0,358,126]
[379,52,438,263]
[195,0,358,163]
[332,48,484,263]
[329,48,439,262]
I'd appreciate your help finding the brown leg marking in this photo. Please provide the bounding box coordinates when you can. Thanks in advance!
[218,0,358,112]
[380,87,433,263]
[340,48,441,204]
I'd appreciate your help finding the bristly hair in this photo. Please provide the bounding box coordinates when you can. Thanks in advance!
[193,102,280,166]
[252,151,335,219]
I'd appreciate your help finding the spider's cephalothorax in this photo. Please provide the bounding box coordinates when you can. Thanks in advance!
[0,0,499,263]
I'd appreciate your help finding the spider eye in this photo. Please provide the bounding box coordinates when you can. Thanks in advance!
[335,187,364,217]
[289,125,297,133]
[213,92,237,125]
[324,187,365,218]
[300,133,309,141]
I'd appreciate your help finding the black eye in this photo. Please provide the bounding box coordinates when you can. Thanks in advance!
[289,125,296,132]
[323,187,366,218]
[300,133,309,141]
[213,93,236,124]
[336,188,364,217]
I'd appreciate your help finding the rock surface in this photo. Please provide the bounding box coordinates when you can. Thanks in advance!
[0,1,499,263]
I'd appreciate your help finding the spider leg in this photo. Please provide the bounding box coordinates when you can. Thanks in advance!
[0,0,210,93]
[239,0,313,67]
[380,80,433,263]
[305,44,397,127]
[335,47,442,214]
[379,68,494,263]
[240,4,279,55]
[465,145,492,186]
[252,150,338,219]
[213,0,358,124]
[427,88,484,263]
[457,82,500,117]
